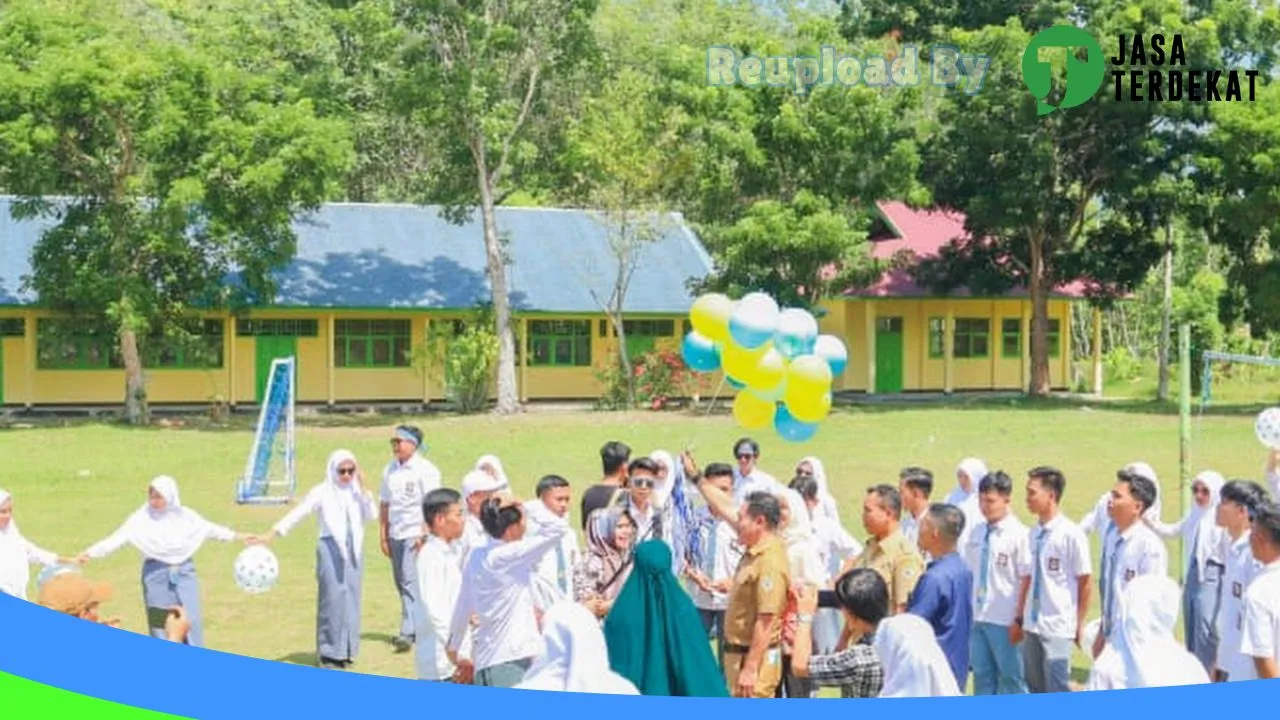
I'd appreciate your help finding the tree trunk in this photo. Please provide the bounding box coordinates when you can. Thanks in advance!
[1157,226,1174,401]
[475,162,520,415]
[1028,236,1051,396]
[119,326,149,425]
[611,313,635,407]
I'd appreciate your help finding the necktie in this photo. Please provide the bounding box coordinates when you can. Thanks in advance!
[977,522,994,609]
[1030,527,1048,623]
[556,541,568,594]
[1103,536,1125,637]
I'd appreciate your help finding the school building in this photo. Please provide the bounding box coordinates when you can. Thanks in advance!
[0,198,1099,408]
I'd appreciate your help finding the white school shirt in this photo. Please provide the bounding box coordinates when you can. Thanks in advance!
[447,517,570,671]
[415,535,471,680]
[1240,558,1280,673]
[688,516,741,611]
[1219,531,1263,681]
[379,454,441,541]
[1101,522,1168,638]
[732,468,781,505]
[964,513,1032,626]
[1025,513,1092,640]
[272,484,379,549]
[813,514,863,582]
[532,526,581,602]
[0,532,57,600]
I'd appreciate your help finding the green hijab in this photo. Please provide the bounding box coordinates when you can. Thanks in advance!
[602,540,729,697]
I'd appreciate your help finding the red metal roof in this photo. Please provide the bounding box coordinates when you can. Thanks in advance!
[841,201,1093,299]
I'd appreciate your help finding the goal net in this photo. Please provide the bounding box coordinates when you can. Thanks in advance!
[1199,350,1280,409]
[236,356,297,505]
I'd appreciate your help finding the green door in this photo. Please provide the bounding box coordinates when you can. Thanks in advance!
[255,336,298,404]
[875,317,904,393]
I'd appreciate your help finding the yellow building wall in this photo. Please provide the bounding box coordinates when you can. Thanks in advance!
[843,301,869,392]
[1,333,26,405]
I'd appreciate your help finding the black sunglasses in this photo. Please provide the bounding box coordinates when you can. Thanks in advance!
[737,453,756,461]
[631,477,655,488]
[337,467,357,476]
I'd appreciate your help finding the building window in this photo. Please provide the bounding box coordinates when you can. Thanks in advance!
[144,320,225,369]
[1001,318,1022,359]
[1047,318,1061,358]
[36,319,122,370]
[623,319,676,338]
[0,318,24,336]
[953,318,990,359]
[927,317,945,358]
[335,319,411,368]
[235,319,319,337]
[528,320,591,367]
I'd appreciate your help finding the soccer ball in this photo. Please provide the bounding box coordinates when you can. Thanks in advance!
[234,546,280,595]
[1256,408,1280,450]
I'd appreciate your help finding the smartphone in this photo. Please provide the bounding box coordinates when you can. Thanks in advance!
[817,590,840,609]
[146,606,174,629]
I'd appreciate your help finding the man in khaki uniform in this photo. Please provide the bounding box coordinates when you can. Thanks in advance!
[843,484,924,614]
[682,452,790,698]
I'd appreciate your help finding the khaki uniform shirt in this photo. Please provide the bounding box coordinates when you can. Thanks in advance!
[723,533,791,647]
[857,528,925,610]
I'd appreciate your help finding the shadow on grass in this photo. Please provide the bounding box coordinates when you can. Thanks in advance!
[275,652,318,667]
[360,631,399,645]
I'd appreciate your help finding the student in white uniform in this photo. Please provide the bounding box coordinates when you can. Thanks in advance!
[1147,470,1226,672]
[0,488,80,601]
[874,614,962,697]
[947,458,987,549]
[1095,468,1168,660]
[1214,480,1268,682]
[475,454,511,490]
[526,475,580,610]
[415,488,470,682]
[516,601,640,694]
[792,474,862,654]
[899,467,935,548]
[459,470,505,562]
[684,463,741,668]
[795,456,840,523]
[731,438,781,504]
[378,425,441,652]
[1080,461,1165,538]
[1241,501,1280,679]
[619,458,671,545]
[262,450,378,669]
[965,470,1030,695]
[80,475,258,648]
[1015,466,1092,694]
[1084,574,1210,690]
[447,493,570,688]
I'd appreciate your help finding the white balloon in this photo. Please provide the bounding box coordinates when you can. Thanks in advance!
[729,292,781,349]
[777,308,818,339]
[1257,407,1280,449]
[234,545,280,595]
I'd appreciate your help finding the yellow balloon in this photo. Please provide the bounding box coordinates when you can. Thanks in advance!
[786,354,834,395]
[721,341,767,382]
[732,391,775,430]
[742,347,787,391]
[787,390,832,424]
[690,293,734,344]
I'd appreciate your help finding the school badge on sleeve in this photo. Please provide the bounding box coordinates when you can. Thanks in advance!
[1047,557,1061,572]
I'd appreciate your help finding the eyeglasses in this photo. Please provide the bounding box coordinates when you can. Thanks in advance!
[337,467,357,476]
[737,454,755,461]
[631,477,655,489]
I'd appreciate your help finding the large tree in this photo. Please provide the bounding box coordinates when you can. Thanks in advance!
[0,0,352,422]
[391,0,598,414]
[909,6,1219,395]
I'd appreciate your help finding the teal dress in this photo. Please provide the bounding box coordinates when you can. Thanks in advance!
[603,540,729,697]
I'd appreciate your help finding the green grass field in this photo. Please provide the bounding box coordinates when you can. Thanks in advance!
[0,398,1270,684]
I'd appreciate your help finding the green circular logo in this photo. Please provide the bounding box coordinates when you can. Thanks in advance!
[1021,25,1106,115]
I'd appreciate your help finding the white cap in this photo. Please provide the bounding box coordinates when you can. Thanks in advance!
[462,470,505,500]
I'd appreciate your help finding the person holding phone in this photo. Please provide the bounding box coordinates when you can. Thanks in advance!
[78,475,259,648]
[789,569,890,698]
[260,449,378,670]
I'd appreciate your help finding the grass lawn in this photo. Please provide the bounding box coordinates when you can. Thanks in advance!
[1,398,1270,686]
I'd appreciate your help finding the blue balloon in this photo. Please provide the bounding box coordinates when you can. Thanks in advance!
[681,330,720,372]
[774,403,819,443]
[774,308,819,359]
[726,375,746,390]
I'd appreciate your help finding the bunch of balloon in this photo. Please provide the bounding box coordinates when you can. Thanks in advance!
[681,291,849,443]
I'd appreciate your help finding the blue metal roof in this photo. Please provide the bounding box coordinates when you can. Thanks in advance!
[0,198,714,313]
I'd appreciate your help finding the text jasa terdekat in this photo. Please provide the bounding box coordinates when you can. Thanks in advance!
[1111,33,1260,102]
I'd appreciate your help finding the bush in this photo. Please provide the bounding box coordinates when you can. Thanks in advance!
[1103,346,1143,382]
[595,348,695,411]
[413,311,499,414]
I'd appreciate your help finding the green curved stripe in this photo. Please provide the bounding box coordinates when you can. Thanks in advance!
[0,671,190,719]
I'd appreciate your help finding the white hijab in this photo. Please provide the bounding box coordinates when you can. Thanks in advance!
[776,488,826,585]
[0,489,32,599]
[648,450,677,509]
[475,455,511,490]
[516,602,640,694]
[318,450,367,558]
[875,614,962,698]
[947,458,988,505]
[1124,461,1164,520]
[113,476,217,565]
[1087,574,1209,690]
[1183,470,1226,576]
[798,456,840,522]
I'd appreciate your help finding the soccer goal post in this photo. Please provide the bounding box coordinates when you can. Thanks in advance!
[236,356,297,505]
[1199,350,1280,408]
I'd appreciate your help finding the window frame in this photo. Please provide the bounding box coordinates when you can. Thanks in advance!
[1001,318,1022,359]
[527,319,592,368]
[334,319,413,369]
[953,318,991,359]
[927,317,945,359]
